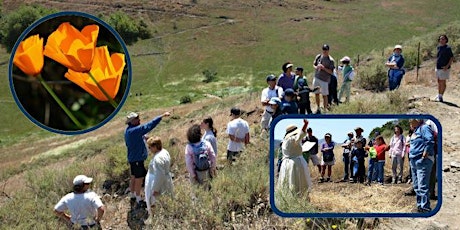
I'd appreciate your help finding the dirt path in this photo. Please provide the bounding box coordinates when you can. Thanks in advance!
[377,63,460,229]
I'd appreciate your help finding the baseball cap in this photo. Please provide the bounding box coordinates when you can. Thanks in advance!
[268,97,281,105]
[126,112,139,124]
[322,44,330,50]
[73,175,93,185]
[284,88,295,96]
[394,45,402,51]
[266,74,277,81]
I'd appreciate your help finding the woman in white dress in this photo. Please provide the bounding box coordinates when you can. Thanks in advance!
[277,119,312,195]
[145,136,174,216]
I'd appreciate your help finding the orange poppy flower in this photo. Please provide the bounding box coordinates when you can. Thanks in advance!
[44,22,99,72]
[65,46,126,101]
[13,34,44,76]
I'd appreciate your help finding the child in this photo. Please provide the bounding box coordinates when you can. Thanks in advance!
[338,56,355,103]
[350,139,367,183]
[373,135,387,185]
[281,88,298,114]
[293,67,318,114]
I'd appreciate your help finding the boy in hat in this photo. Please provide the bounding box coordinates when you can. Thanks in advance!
[293,67,318,114]
[260,74,283,131]
[281,88,298,114]
[351,139,368,183]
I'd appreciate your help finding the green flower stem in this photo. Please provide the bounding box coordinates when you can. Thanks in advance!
[37,75,84,129]
[87,72,118,109]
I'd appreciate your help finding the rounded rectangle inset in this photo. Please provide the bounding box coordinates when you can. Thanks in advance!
[269,114,442,218]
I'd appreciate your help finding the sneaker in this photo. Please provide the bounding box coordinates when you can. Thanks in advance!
[326,177,331,182]
[315,109,321,114]
[430,195,438,200]
[319,177,325,183]
[406,179,412,184]
[434,95,443,102]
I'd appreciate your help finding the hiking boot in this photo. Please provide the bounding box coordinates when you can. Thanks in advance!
[319,177,325,183]
[405,188,416,196]
[315,109,321,114]
[326,177,331,182]
[406,178,412,184]
[136,200,147,209]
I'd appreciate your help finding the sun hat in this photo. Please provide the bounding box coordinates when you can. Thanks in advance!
[286,63,294,69]
[73,175,93,185]
[394,45,402,51]
[268,97,281,105]
[284,124,300,139]
[354,127,364,132]
[340,56,351,62]
[325,133,332,138]
[126,112,139,124]
[348,131,354,136]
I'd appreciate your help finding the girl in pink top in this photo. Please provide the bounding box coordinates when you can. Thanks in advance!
[388,125,405,184]
[185,124,217,189]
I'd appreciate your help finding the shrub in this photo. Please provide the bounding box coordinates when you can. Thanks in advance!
[180,95,192,104]
[0,4,57,52]
[202,69,218,83]
[356,60,388,92]
[103,11,152,46]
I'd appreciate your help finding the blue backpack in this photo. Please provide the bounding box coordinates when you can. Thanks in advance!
[191,142,210,171]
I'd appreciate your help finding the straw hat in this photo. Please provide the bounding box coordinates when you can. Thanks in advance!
[284,124,300,139]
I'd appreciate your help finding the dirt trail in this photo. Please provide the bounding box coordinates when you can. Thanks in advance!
[377,63,460,229]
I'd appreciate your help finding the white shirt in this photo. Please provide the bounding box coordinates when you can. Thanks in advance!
[260,86,283,112]
[54,190,103,225]
[226,118,250,152]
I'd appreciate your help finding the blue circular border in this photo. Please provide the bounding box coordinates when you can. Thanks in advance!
[8,11,132,135]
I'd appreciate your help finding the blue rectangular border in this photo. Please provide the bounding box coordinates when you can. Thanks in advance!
[269,114,442,218]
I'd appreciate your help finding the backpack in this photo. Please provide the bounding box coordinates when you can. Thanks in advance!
[191,142,210,171]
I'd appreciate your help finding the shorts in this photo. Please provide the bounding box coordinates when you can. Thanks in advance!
[130,161,147,178]
[309,154,321,166]
[436,68,450,80]
[321,157,335,166]
[313,78,329,95]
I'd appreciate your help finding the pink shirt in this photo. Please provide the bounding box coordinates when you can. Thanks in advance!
[389,134,405,157]
[185,141,217,178]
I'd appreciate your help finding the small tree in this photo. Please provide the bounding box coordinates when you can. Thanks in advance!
[104,11,152,46]
[0,5,57,52]
[202,69,217,83]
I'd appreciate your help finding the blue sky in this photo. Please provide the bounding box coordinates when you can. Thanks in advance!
[273,117,395,143]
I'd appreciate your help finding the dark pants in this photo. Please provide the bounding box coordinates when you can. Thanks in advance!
[356,159,366,183]
[343,153,351,179]
[429,142,438,197]
[328,76,339,105]
[298,101,312,114]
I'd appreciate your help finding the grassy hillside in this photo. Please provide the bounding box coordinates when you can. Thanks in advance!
[1,0,460,144]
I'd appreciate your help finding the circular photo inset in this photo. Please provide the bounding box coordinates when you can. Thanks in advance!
[9,11,131,134]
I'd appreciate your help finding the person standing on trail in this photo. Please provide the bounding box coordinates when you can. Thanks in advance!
[293,67,318,114]
[340,131,354,182]
[320,133,335,183]
[124,111,171,208]
[185,124,217,189]
[338,56,355,103]
[385,45,405,91]
[54,175,105,229]
[201,117,218,157]
[313,44,335,114]
[260,74,284,132]
[226,107,250,163]
[302,127,321,174]
[387,125,405,184]
[434,34,454,102]
[145,136,174,216]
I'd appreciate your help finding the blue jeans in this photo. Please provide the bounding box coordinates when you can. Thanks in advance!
[388,69,404,91]
[367,159,377,182]
[376,161,385,183]
[410,157,434,211]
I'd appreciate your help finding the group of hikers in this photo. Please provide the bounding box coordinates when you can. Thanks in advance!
[53,107,251,228]
[51,34,452,228]
[275,118,438,214]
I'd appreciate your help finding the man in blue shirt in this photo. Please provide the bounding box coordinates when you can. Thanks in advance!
[125,111,170,207]
[435,34,454,102]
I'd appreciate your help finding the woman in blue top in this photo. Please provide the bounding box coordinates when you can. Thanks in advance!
[408,118,435,213]
[320,133,335,182]
[385,45,405,91]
